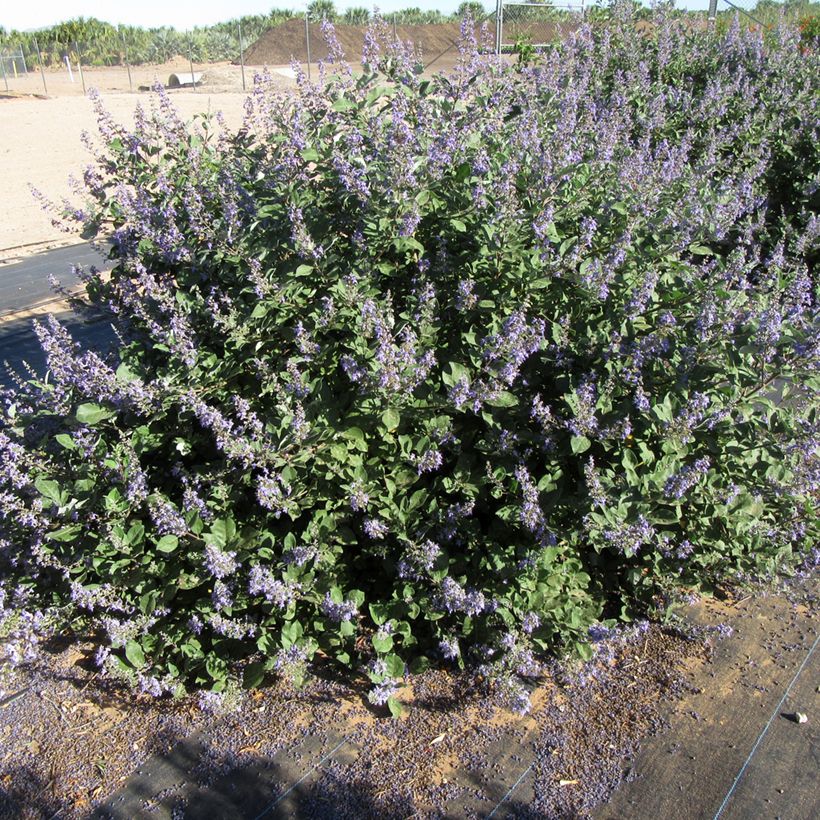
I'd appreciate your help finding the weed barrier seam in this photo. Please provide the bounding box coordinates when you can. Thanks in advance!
[250,736,348,819]
[484,759,535,818]
[712,629,820,820]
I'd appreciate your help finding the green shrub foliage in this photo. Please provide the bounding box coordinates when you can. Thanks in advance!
[1,10,818,706]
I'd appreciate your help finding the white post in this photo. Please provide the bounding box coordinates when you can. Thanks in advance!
[64,54,74,82]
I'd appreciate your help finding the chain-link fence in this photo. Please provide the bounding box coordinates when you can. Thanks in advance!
[0,47,27,91]
[0,23,258,97]
[0,13,506,96]
[3,3,805,98]
[498,1,585,50]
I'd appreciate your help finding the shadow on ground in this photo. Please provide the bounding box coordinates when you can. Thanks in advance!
[88,731,381,820]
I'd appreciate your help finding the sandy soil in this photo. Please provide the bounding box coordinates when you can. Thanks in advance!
[0,54,468,258]
[0,57,307,256]
[0,621,709,819]
[0,89,243,254]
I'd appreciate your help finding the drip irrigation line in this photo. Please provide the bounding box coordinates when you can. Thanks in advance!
[719,0,767,30]
[485,760,535,818]
[251,736,348,819]
[0,685,31,708]
[712,629,819,820]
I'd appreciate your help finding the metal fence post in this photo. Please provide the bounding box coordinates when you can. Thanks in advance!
[188,32,197,91]
[393,13,398,40]
[238,21,246,91]
[305,12,311,81]
[708,0,718,24]
[1,54,8,93]
[34,38,47,95]
[74,41,86,95]
[20,45,27,75]
[121,29,133,92]
[496,0,504,54]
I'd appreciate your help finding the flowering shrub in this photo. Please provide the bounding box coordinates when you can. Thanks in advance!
[1,9,818,711]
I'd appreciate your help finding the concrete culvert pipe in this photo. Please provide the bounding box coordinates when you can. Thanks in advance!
[167,72,202,88]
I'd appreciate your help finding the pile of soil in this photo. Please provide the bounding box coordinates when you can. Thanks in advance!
[242,19,470,66]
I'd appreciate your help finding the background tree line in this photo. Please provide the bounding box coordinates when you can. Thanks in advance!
[0,1,816,67]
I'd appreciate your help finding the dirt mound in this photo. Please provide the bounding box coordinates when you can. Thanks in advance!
[242,18,467,66]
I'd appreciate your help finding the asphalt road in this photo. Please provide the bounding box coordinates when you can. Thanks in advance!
[0,311,116,391]
[0,241,109,317]
[0,241,114,390]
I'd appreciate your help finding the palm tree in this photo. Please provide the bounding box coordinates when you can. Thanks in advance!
[343,7,370,25]
[308,0,337,22]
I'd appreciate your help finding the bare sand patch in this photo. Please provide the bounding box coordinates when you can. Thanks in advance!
[0,88,253,254]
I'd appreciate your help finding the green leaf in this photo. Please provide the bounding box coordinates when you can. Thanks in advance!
[35,478,64,506]
[47,525,81,542]
[206,655,229,682]
[331,96,357,112]
[450,218,467,232]
[55,433,76,450]
[115,362,140,383]
[178,572,203,590]
[571,435,591,454]
[369,602,390,625]
[125,640,145,669]
[207,518,236,548]
[575,641,594,661]
[125,522,144,546]
[384,653,405,678]
[409,656,431,675]
[76,403,115,425]
[648,507,680,525]
[281,620,304,647]
[139,591,159,615]
[180,638,203,660]
[387,695,403,718]
[442,361,470,388]
[372,633,394,653]
[381,408,400,431]
[156,535,179,553]
[408,489,428,511]
[243,662,266,690]
[486,391,518,408]
[688,243,713,256]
